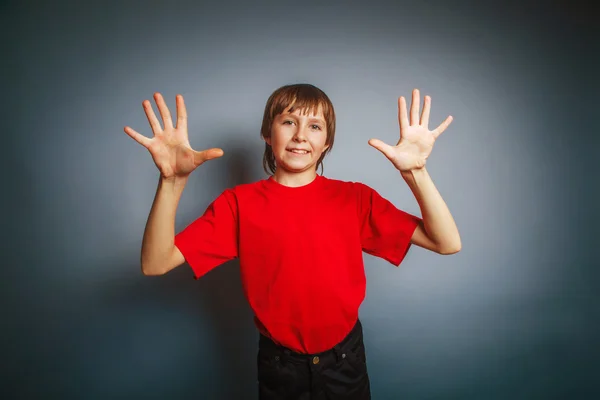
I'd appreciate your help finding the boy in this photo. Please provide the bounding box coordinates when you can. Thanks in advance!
[124,84,461,399]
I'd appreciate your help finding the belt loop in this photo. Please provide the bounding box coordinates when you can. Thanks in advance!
[333,343,344,362]
[281,348,290,364]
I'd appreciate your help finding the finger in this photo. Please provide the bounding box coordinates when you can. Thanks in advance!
[124,126,152,148]
[410,89,420,126]
[194,148,224,165]
[432,115,453,139]
[154,92,174,131]
[368,138,395,160]
[420,95,431,129]
[176,94,187,131]
[143,99,162,135]
[398,97,409,133]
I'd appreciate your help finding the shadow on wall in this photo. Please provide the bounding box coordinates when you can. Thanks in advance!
[90,142,263,399]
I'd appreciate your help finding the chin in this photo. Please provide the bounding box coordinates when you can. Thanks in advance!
[279,161,316,172]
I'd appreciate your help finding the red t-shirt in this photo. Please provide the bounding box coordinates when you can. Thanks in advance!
[174,174,421,354]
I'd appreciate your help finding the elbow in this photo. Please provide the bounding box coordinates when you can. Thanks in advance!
[438,241,462,255]
[141,263,165,276]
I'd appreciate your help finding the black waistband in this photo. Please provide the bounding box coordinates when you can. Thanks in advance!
[258,318,363,360]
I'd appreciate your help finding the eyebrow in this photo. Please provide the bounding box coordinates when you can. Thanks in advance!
[280,114,325,125]
[308,117,326,125]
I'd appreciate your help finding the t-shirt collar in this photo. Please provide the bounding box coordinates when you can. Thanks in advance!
[263,174,324,196]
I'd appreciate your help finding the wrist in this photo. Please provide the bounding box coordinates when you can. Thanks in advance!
[160,174,188,190]
[400,166,427,178]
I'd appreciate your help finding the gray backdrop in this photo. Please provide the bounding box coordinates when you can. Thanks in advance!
[5,0,597,399]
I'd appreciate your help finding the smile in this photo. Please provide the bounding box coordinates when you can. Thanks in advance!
[287,149,310,155]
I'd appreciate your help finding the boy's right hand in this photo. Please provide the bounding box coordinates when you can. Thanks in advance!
[124,93,224,179]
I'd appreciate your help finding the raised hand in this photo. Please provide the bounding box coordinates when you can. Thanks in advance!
[124,93,224,179]
[368,89,453,172]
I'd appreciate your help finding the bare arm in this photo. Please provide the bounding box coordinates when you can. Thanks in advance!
[141,176,188,275]
[124,93,224,276]
[402,168,461,255]
[367,89,460,255]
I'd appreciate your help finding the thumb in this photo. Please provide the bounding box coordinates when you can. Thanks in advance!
[194,148,224,165]
[368,139,394,159]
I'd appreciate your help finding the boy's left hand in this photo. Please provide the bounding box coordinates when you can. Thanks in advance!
[368,88,453,172]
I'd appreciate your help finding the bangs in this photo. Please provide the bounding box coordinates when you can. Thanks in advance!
[269,85,332,120]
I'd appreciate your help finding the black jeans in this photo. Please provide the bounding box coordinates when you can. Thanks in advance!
[257,319,371,400]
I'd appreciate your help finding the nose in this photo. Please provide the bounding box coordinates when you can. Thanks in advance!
[293,125,308,142]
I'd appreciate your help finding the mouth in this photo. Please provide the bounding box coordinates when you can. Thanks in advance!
[286,149,311,155]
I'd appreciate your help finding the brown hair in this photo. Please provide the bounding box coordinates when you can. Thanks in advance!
[260,83,336,176]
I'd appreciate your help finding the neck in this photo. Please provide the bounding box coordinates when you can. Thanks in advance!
[272,168,318,187]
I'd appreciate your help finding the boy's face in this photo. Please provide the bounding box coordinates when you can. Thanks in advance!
[265,104,330,174]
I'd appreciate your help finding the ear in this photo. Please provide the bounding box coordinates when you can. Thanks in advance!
[264,136,271,146]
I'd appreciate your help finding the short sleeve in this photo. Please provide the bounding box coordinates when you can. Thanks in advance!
[357,183,422,266]
[174,189,238,279]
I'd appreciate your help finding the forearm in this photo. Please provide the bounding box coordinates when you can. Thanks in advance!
[141,175,188,275]
[401,167,461,253]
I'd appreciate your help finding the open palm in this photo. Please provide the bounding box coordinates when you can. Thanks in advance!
[124,93,224,179]
[368,89,453,172]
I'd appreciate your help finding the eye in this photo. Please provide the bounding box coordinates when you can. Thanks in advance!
[283,120,294,125]
[311,125,322,130]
